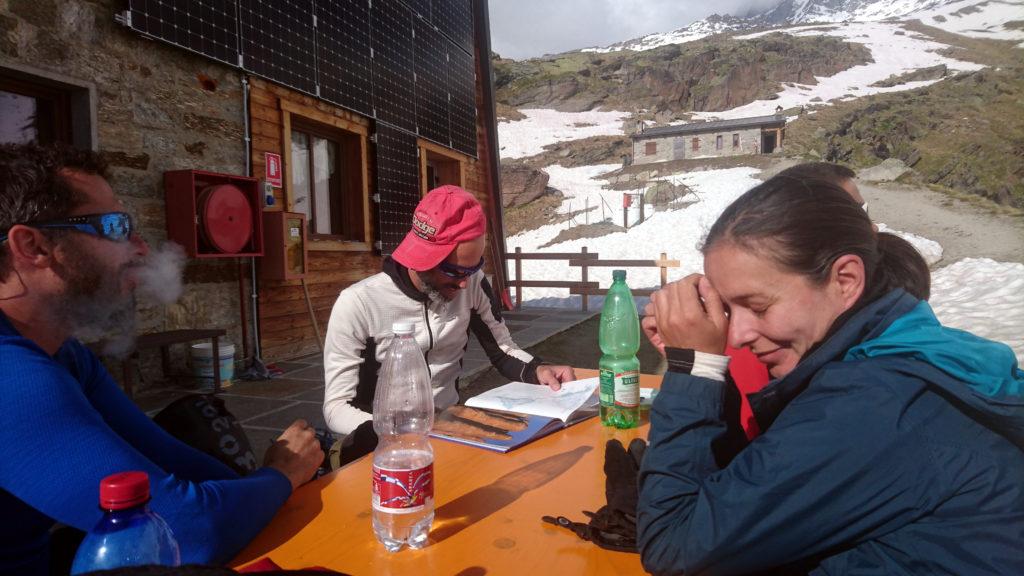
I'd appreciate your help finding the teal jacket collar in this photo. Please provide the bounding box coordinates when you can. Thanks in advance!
[748,289,1024,448]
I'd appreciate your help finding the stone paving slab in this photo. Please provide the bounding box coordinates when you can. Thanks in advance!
[243,401,326,431]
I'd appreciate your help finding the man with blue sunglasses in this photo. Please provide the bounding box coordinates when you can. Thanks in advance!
[324,185,577,463]
[0,143,324,573]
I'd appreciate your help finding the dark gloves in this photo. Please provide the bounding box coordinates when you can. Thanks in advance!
[334,420,378,467]
[542,438,647,553]
[606,436,646,514]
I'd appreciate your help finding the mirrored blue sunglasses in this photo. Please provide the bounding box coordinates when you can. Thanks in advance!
[437,257,484,279]
[0,212,135,244]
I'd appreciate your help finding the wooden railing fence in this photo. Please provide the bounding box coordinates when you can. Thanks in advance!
[508,247,680,311]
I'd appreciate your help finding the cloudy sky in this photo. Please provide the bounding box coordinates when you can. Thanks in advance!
[488,0,782,59]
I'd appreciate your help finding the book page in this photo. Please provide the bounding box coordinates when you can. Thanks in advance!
[465,377,599,422]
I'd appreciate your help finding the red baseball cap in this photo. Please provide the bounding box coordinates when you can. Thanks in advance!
[391,185,486,272]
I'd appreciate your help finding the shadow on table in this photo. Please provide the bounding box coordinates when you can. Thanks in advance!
[430,445,592,544]
[231,475,330,567]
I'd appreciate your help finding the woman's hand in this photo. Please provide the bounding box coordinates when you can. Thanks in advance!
[649,274,728,354]
[641,306,666,357]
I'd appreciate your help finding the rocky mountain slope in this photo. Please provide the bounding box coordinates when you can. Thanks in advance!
[494,34,871,114]
[496,0,1024,209]
[787,64,1024,207]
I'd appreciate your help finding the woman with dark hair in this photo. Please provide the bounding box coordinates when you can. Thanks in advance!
[637,176,1023,575]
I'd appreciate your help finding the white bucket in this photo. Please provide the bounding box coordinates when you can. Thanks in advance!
[190,342,235,389]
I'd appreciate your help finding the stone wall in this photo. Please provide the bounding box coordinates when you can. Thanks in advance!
[686,127,765,160]
[1,0,249,390]
[632,136,676,164]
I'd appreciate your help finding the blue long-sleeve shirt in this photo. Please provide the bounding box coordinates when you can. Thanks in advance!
[0,312,292,574]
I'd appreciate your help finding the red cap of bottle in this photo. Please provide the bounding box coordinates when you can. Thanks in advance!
[98,471,150,510]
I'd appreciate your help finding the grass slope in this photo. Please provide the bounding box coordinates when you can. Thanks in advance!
[785,26,1024,209]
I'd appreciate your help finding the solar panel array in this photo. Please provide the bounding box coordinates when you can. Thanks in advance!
[414,17,449,146]
[124,0,477,155]
[316,0,373,117]
[126,0,239,66]
[374,125,422,254]
[371,1,417,133]
[238,0,317,95]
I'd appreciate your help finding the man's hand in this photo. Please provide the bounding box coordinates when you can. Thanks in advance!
[536,364,576,391]
[649,274,728,354]
[263,419,324,491]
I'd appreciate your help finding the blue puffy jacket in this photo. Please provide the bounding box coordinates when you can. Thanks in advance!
[638,289,1024,575]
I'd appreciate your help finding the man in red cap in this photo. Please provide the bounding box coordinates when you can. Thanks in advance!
[323,185,576,463]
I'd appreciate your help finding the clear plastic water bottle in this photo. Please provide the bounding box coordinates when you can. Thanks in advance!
[599,269,641,428]
[371,322,435,552]
[70,471,181,574]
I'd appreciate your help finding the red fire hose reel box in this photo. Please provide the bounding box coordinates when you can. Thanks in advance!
[164,170,264,258]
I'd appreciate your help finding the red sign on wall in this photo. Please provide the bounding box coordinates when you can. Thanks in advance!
[265,152,283,188]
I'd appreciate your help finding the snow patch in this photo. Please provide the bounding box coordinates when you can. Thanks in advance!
[910,0,1024,47]
[507,167,763,303]
[878,222,945,265]
[497,109,629,160]
[703,21,985,120]
[930,258,1024,364]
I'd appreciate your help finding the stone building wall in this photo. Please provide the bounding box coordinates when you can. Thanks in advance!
[2,0,249,390]
[632,126,773,165]
[686,127,764,160]
[632,135,676,164]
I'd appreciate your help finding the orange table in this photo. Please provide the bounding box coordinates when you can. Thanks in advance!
[232,369,658,575]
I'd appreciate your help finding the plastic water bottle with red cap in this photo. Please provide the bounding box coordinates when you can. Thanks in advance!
[70,471,180,574]
[371,321,435,552]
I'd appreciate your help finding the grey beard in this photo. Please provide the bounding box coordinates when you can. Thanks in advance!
[62,291,138,358]
[424,286,447,303]
[60,243,185,358]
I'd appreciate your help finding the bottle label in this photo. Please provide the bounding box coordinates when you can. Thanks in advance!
[601,369,639,408]
[599,368,615,406]
[372,463,434,513]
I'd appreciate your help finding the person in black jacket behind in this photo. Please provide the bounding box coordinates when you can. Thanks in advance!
[638,175,1024,575]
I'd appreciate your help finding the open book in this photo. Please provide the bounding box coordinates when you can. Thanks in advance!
[430,377,600,453]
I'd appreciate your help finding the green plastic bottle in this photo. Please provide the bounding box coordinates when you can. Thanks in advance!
[599,269,640,428]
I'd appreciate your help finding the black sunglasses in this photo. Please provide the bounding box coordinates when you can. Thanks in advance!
[0,212,135,244]
[437,257,484,279]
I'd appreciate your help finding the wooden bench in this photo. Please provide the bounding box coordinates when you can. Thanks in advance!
[122,329,228,399]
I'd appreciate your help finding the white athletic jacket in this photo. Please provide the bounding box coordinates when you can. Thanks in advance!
[323,257,542,436]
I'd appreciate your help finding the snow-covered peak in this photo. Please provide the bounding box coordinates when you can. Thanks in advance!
[761,0,962,24]
[580,14,749,54]
[576,0,1023,54]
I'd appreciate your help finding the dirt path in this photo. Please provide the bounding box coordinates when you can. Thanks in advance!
[859,182,1024,266]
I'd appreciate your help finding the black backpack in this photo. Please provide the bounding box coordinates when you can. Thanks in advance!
[153,394,258,475]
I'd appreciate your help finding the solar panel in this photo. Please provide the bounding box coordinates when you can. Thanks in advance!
[414,18,450,146]
[316,0,373,117]
[432,0,474,56]
[403,0,432,21]
[448,46,477,157]
[124,1,481,165]
[370,1,416,133]
[238,0,317,95]
[375,124,421,254]
[126,0,239,66]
